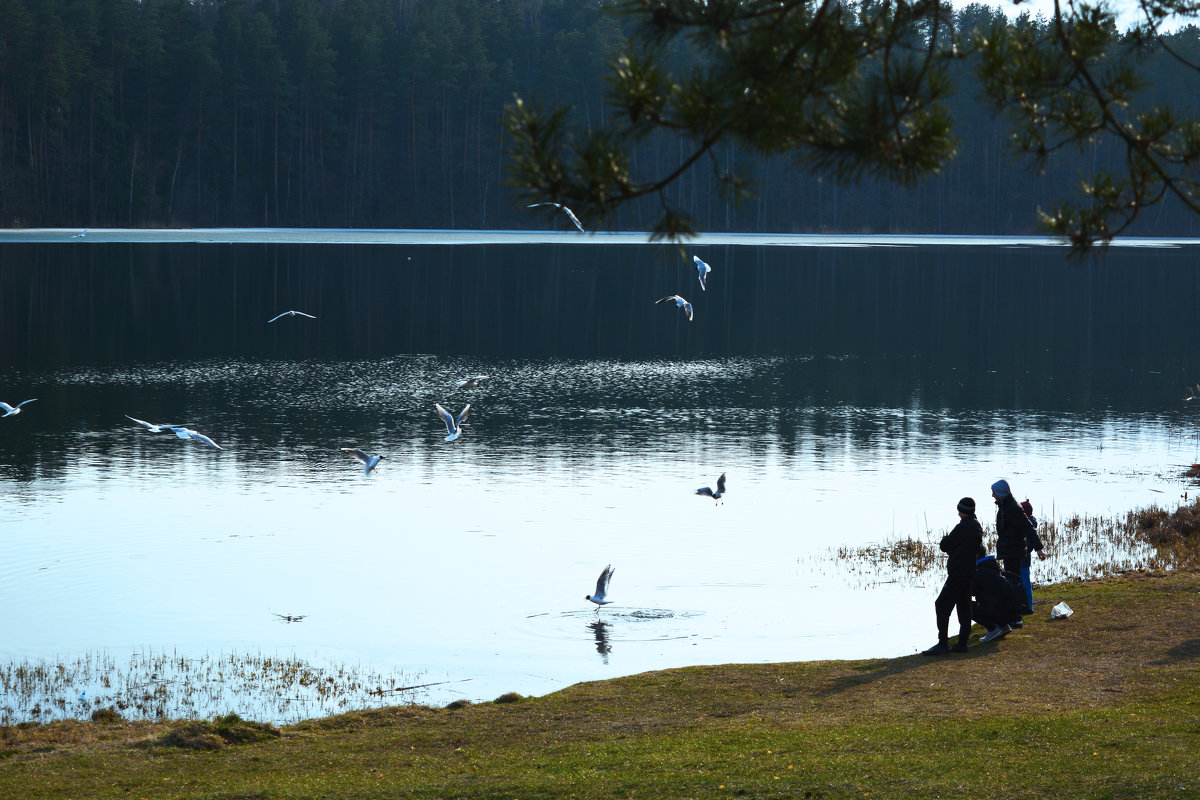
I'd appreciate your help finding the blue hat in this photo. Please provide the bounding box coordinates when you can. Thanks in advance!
[991,479,1011,498]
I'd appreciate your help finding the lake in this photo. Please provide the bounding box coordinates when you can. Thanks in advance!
[2,230,1198,723]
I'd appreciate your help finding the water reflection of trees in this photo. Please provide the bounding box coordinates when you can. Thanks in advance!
[4,241,1199,481]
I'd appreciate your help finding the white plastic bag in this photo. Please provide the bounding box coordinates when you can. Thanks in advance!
[1050,601,1074,620]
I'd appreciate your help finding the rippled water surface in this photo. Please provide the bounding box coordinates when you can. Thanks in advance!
[2,231,1199,721]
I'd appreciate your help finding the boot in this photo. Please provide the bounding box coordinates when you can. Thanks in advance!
[922,638,950,656]
[950,629,970,653]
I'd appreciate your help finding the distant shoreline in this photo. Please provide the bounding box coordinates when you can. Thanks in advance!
[5,228,1200,248]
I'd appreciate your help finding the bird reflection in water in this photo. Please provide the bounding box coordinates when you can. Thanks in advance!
[587,619,612,664]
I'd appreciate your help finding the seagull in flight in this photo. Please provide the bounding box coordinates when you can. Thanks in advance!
[585,564,615,613]
[341,447,383,474]
[0,399,37,418]
[170,426,223,450]
[126,415,182,433]
[695,472,727,504]
[655,294,694,322]
[455,375,490,390]
[527,202,585,233]
[693,255,711,291]
[268,310,317,323]
[72,229,87,239]
[435,403,471,442]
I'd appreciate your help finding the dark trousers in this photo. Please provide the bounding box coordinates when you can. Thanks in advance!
[1001,558,1026,623]
[934,574,973,641]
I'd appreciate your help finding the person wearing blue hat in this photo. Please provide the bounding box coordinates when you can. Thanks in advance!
[991,479,1046,629]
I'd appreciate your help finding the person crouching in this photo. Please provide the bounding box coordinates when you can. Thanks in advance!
[971,551,1024,642]
[923,497,984,655]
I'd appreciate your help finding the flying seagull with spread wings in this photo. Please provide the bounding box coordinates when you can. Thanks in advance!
[268,310,317,323]
[527,202,585,233]
[0,399,37,418]
[695,472,727,504]
[655,294,694,322]
[585,564,615,612]
[456,375,490,390]
[169,426,223,450]
[435,402,471,442]
[693,255,711,291]
[341,447,383,474]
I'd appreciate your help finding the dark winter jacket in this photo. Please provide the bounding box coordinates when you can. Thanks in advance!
[995,494,1044,562]
[971,555,1023,627]
[940,517,984,579]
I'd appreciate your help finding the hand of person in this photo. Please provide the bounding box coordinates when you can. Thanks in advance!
[1036,549,1048,560]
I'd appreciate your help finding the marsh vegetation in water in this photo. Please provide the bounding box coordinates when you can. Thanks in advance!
[0,650,440,726]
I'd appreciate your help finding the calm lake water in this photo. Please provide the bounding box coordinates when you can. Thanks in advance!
[2,230,1199,722]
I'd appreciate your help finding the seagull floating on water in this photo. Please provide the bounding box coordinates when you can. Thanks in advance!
[125,415,181,433]
[655,294,694,322]
[527,202,585,233]
[695,472,727,504]
[693,255,711,291]
[0,399,37,418]
[268,310,317,323]
[341,447,383,474]
[170,426,222,450]
[456,375,490,390]
[435,403,471,442]
[585,564,615,612]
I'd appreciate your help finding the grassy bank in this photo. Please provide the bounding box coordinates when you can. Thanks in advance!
[2,568,1197,799]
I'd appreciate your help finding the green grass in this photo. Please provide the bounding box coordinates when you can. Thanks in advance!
[2,568,1198,799]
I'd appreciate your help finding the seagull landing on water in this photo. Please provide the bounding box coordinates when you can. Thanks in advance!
[268,310,317,323]
[170,426,222,450]
[585,564,615,612]
[655,294,694,322]
[435,402,471,442]
[693,255,711,291]
[456,375,490,390]
[0,399,37,418]
[695,472,727,504]
[527,202,585,233]
[126,415,181,433]
[341,447,383,474]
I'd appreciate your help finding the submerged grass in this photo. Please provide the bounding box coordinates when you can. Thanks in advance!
[1,568,1197,798]
[0,649,432,727]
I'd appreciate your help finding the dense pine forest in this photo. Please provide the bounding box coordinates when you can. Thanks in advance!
[3,0,1199,235]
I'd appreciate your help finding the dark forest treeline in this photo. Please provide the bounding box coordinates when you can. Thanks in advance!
[2,0,1200,235]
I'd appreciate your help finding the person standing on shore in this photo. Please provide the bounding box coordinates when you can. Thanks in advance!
[991,479,1045,629]
[922,497,984,655]
[1018,499,1049,615]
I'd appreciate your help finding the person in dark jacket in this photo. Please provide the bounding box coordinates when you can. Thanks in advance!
[922,497,984,655]
[972,552,1024,642]
[1017,499,1049,615]
[990,479,1045,628]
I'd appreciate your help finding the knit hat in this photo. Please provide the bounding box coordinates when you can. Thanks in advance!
[991,479,1011,498]
[957,497,976,515]
[1020,499,1034,516]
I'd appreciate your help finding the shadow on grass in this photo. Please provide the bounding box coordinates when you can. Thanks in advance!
[814,644,999,698]
[1152,637,1200,665]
